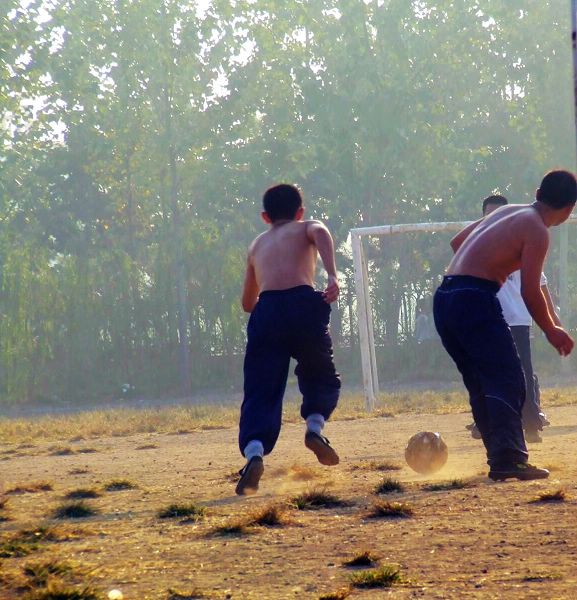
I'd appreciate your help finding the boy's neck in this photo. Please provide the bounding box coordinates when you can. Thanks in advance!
[271,219,296,227]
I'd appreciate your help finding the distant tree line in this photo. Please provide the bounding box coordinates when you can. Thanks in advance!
[1,0,576,404]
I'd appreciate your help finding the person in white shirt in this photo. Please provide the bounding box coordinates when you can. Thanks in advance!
[467,195,556,443]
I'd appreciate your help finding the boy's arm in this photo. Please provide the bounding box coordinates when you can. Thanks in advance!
[520,229,573,355]
[541,283,562,327]
[450,219,481,253]
[241,254,259,313]
[307,221,339,303]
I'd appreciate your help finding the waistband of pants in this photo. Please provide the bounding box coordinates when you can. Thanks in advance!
[439,275,500,294]
[259,285,315,298]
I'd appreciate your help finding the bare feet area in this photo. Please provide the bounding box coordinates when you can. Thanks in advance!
[2,405,577,599]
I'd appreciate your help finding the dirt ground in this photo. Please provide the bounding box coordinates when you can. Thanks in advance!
[2,405,577,599]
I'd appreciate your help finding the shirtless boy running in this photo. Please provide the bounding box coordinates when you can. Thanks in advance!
[434,170,576,481]
[236,184,341,495]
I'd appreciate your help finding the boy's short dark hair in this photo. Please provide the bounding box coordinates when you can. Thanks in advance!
[482,194,508,214]
[538,170,577,209]
[263,184,303,222]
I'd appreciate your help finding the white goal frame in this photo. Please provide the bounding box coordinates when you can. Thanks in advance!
[351,218,575,412]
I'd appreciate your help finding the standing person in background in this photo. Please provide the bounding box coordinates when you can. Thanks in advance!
[465,195,557,443]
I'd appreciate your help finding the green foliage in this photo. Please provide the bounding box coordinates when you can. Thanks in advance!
[1,1,575,403]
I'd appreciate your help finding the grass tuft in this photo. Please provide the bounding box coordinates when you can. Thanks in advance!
[157,503,206,521]
[22,584,101,599]
[351,461,402,472]
[6,481,53,494]
[103,480,137,492]
[166,588,207,599]
[211,520,251,537]
[23,560,73,587]
[53,502,98,519]
[530,489,567,503]
[522,571,562,582]
[349,565,404,588]
[367,500,414,519]
[374,477,405,495]
[49,446,75,456]
[65,488,102,500]
[423,479,467,492]
[318,589,351,599]
[247,503,289,527]
[343,550,380,567]
[290,489,350,510]
[0,526,60,557]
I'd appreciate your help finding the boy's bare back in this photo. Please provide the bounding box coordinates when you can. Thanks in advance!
[448,204,548,285]
[250,220,320,292]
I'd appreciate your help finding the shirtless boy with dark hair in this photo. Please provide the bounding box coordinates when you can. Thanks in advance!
[435,169,576,481]
[236,183,341,495]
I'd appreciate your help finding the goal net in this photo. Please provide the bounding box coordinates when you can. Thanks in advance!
[350,220,574,411]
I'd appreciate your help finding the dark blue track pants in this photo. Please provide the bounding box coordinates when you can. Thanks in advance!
[239,285,341,456]
[433,276,528,467]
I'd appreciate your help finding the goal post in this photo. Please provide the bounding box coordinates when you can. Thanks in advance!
[350,218,575,412]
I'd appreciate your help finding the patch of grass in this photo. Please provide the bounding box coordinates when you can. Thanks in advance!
[343,550,380,568]
[65,488,102,500]
[423,479,467,491]
[0,497,10,520]
[49,446,75,456]
[290,489,350,510]
[53,502,98,519]
[0,539,38,558]
[374,477,405,495]
[103,480,137,492]
[157,503,206,521]
[247,503,289,527]
[351,461,402,472]
[22,585,102,599]
[349,565,404,588]
[522,571,562,582]
[211,520,252,537]
[367,500,414,519]
[6,481,53,494]
[166,588,207,599]
[23,560,73,587]
[68,468,90,475]
[211,503,288,536]
[530,489,567,503]
[0,527,58,558]
[318,589,351,599]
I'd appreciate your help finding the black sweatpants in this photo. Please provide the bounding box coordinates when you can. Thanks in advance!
[239,285,341,456]
[509,326,542,432]
[433,275,528,467]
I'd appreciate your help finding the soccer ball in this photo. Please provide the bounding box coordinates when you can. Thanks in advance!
[404,431,448,474]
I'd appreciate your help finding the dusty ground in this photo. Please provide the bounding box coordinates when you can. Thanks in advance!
[2,405,577,599]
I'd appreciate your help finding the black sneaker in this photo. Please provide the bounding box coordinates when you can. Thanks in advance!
[235,456,264,496]
[524,430,543,443]
[488,462,549,481]
[304,431,339,466]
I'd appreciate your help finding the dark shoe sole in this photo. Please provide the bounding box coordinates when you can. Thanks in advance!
[489,469,549,482]
[235,458,264,496]
[305,433,339,466]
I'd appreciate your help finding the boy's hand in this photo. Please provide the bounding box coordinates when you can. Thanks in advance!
[322,275,339,303]
[545,326,574,356]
